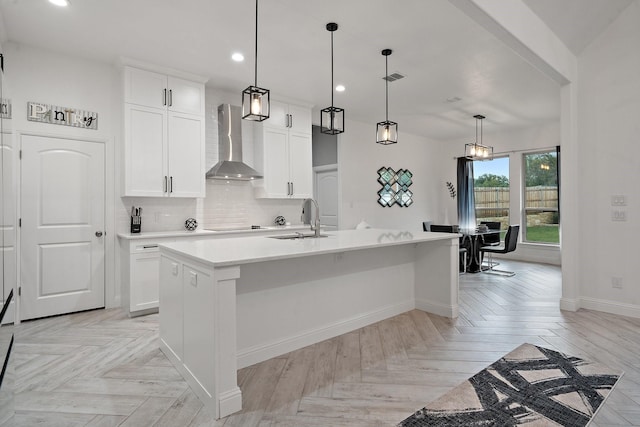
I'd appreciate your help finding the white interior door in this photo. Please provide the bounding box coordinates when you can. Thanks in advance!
[314,166,338,231]
[20,135,105,320]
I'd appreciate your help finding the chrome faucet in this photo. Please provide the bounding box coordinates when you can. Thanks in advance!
[301,198,321,237]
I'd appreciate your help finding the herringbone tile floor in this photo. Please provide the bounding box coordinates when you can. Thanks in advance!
[8,260,640,426]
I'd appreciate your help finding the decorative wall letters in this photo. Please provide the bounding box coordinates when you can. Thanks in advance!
[0,98,10,119]
[27,101,98,130]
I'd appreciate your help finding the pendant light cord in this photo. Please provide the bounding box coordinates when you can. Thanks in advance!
[254,0,258,87]
[331,30,334,107]
[385,54,389,121]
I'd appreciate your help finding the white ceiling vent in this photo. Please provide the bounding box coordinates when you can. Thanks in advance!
[383,72,405,82]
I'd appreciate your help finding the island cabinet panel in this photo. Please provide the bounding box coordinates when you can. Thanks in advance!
[159,254,183,361]
[182,263,215,395]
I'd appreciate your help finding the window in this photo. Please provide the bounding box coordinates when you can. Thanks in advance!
[473,156,509,233]
[523,149,559,244]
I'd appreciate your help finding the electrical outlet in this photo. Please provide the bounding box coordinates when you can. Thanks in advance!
[612,277,623,289]
[611,195,627,206]
[612,210,627,221]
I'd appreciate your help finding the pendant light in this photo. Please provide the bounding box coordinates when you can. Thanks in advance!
[320,22,345,135]
[242,0,270,121]
[464,114,493,160]
[376,49,397,145]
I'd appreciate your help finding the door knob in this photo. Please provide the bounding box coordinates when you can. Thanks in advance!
[95,231,103,237]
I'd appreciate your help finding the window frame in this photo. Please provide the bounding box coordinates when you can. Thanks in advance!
[521,148,560,246]
[473,155,510,232]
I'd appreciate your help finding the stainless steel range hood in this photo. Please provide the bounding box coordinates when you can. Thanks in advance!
[206,104,263,180]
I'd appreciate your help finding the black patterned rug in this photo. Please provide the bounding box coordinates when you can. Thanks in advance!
[398,343,622,427]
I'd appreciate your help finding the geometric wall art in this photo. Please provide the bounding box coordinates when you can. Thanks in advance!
[377,167,413,207]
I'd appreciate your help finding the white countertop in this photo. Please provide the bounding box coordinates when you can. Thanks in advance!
[159,228,458,267]
[117,225,310,240]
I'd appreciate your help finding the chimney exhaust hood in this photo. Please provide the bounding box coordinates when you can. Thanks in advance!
[206,104,263,180]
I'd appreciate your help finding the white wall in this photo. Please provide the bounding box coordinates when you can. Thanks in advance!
[338,119,445,231]
[576,1,640,316]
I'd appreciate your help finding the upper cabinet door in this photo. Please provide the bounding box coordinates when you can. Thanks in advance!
[288,104,312,135]
[266,100,289,129]
[124,67,168,109]
[167,76,205,116]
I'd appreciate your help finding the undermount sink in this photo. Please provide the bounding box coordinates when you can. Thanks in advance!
[269,233,328,240]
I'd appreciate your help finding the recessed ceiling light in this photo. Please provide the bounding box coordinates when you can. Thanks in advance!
[335,85,345,92]
[49,0,70,7]
[231,52,244,62]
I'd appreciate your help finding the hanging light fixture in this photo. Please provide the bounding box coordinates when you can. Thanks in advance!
[242,0,270,121]
[320,23,345,135]
[464,114,493,160]
[376,49,397,145]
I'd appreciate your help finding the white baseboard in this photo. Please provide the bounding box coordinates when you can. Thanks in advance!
[560,297,580,312]
[415,298,459,318]
[236,299,415,369]
[579,297,640,319]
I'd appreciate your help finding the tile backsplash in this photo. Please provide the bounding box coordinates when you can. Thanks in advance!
[200,180,302,230]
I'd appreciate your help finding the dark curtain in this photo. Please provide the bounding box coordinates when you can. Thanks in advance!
[457,157,476,230]
[556,145,561,224]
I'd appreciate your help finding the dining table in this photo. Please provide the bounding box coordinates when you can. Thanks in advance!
[460,228,501,273]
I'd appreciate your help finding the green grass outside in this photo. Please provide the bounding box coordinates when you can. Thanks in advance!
[525,225,559,244]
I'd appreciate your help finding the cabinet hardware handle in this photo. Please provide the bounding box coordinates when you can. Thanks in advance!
[169,89,173,106]
[164,176,168,193]
[142,244,158,249]
[287,114,290,128]
[163,89,167,106]
[95,231,103,237]
[170,176,173,193]
[290,114,293,128]
[291,182,294,196]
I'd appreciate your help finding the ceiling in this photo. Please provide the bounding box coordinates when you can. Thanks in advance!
[0,0,630,142]
[523,0,633,55]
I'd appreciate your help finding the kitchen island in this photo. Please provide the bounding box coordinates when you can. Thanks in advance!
[158,228,459,419]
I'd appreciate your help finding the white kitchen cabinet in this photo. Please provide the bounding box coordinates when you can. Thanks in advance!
[253,102,313,199]
[122,65,206,198]
[124,67,204,115]
[267,100,312,135]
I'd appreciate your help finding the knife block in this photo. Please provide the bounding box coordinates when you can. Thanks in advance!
[130,216,141,233]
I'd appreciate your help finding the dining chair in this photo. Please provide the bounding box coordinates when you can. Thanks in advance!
[480,221,501,246]
[479,225,519,276]
[425,224,467,273]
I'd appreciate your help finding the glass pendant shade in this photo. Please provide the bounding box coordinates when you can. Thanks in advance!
[376,120,398,145]
[242,86,270,121]
[464,114,493,160]
[321,106,344,134]
[242,0,270,121]
[377,48,397,145]
[320,22,344,135]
